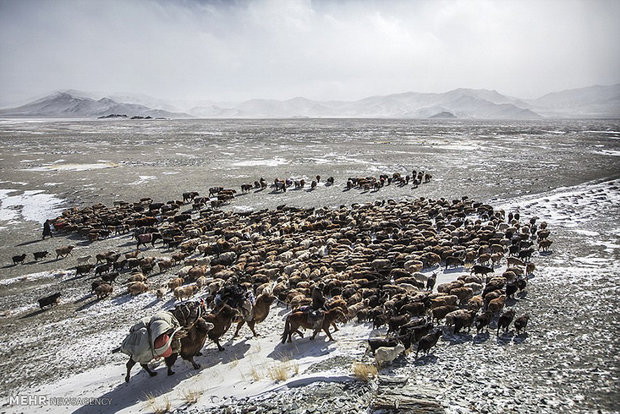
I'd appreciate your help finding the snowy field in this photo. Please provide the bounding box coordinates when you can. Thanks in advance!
[0,118,618,414]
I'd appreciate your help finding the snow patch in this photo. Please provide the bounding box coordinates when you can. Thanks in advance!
[232,158,288,167]
[23,162,118,172]
[0,189,65,224]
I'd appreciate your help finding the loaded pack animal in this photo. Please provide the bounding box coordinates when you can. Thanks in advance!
[281,308,346,343]
[136,232,162,249]
[203,304,238,351]
[233,292,276,337]
[114,301,205,382]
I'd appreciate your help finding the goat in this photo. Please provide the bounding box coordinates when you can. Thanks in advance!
[514,314,530,334]
[497,309,516,335]
[416,330,442,358]
[12,254,27,265]
[375,343,405,367]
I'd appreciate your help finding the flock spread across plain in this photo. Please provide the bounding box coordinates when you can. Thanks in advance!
[9,171,550,382]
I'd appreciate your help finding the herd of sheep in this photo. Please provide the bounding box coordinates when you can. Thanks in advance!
[10,172,549,369]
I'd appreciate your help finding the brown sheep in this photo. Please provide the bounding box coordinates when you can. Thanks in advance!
[487,295,506,315]
[168,277,185,291]
[195,276,208,289]
[95,283,113,299]
[449,287,474,305]
[467,295,484,312]
[437,280,464,293]
[128,281,148,296]
[126,272,147,283]
[174,285,199,301]
[55,245,75,259]
[432,305,458,322]
[430,295,459,309]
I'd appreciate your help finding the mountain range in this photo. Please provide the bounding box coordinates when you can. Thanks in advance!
[0,92,189,119]
[1,84,618,119]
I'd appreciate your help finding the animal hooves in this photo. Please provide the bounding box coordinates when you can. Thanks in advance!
[195,351,203,356]
[168,371,175,376]
[193,364,201,369]
[149,371,157,377]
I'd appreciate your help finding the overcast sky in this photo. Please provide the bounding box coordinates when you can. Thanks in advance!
[0,0,619,107]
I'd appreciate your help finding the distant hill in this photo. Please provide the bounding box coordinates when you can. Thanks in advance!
[0,92,190,118]
[190,88,542,119]
[528,84,620,118]
[2,84,619,119]
[429,111,457,119]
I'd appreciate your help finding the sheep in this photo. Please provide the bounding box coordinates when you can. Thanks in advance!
[101,272,120,283]
[449,286,474,305]
[404,259,423,273]
[174,285,199,301]
[437,280,463,293]
[451,310,476,334]
[347,299,369,320]
[95,283,113,299]
[186,265,208,282]
[33,251,50,261]
[195,276,209,289]
[432,305,458,322]
[55,245,75,259]
[506,257,525,268]
[430,295,458,309]
[416,330,442,358]
[127,281,148,296]
[374,343,406,367]
[475,311,493,334]
[76,255,92,264]
[155,287,166,299]
[12,254,27,265]
[525,263,536,275]
[156,258,175,273]
[167,277,185,291]
[426,273,437,291]
[126,272,147,283]
[38,292,61,309]
[471,264,493,276]
[467,295,484,313]
[487,295,506,315]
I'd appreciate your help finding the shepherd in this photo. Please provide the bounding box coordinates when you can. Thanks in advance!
[301,282,326,330]
[42,219,53,239]
[214,283,254,322]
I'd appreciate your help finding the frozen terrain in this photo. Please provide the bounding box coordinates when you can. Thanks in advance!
[0,118,618,414]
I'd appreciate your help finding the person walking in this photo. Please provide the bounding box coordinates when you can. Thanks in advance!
[42,219,53,239]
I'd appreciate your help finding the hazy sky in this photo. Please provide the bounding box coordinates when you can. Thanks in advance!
[1,0,619,107]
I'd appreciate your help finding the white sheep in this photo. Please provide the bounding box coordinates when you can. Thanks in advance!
[374,343,405,367]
